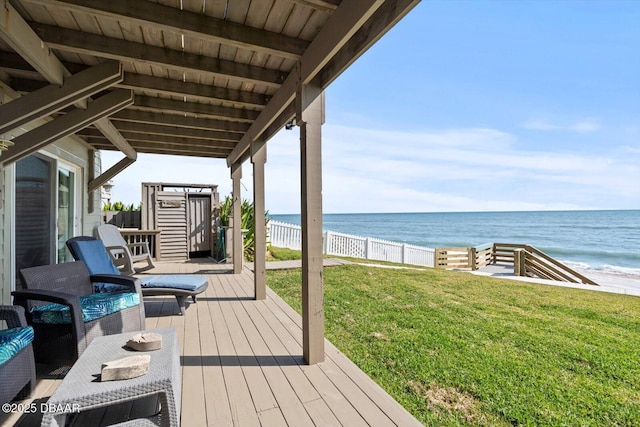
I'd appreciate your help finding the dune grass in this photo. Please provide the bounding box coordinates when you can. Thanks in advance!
[267,264,640,426]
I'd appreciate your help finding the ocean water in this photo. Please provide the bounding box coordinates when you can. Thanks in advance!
[270,210,640,276]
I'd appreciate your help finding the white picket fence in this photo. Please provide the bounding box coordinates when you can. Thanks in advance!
[268,221,436,267]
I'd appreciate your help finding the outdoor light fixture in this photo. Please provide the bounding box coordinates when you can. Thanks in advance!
[285,117,298,130]
[0,137,14,156]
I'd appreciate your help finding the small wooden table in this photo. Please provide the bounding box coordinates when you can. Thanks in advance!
[41,327,180,427]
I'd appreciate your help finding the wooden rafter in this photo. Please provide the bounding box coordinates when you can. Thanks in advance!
[0,61,122,136]
[20,0,309,60]
[2,90,133,165]
[79,131,236,150]
[0,0,136,159]
[289,0,340,13]
[7,69,269,109]
[109,110,250,133]
[32,24,286,88]
[120,74,269,109]
[132,96,259,123]
[81,122,241,142]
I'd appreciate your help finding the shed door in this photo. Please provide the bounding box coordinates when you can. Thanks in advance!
[188,195,211,255]
[156,192,188,260]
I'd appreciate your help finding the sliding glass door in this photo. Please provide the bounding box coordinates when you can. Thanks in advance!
[15,156,54,286]
[57,167,76,263]
[15,155,80,286]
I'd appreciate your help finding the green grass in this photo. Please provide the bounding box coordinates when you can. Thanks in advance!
[267,265,640,426]
[267,246,302,261]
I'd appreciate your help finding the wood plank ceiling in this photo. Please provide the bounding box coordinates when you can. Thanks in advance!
[0,0,419,165]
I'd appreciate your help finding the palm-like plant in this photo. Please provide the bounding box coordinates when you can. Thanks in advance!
[219,196,268,261]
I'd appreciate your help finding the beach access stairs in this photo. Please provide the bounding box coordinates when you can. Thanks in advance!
[436,243,598,286]
[268,221,599,286]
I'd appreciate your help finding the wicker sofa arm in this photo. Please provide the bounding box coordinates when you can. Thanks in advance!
[90,274,142,294]
[0,305,28,329]
[11,289,84,326]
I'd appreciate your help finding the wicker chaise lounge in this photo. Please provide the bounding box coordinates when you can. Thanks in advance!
[12,261,145,365]
[0,305,35,405]
[67,237,208,315]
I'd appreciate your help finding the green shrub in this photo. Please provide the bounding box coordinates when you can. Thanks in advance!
[219,196,269,261]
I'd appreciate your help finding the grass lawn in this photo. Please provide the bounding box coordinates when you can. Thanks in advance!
[267,264,640,426]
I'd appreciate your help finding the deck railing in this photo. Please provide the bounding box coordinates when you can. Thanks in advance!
[268,221,436,267]
[119,229,162,260]
[268,222,597,285]
[435,243,493,270]
[507,244,598,285]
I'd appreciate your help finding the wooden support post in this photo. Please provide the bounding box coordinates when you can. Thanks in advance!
[231,163,243,274]
[252,141,267,300]
[514,248,526,276]
[299,83,325,365]
[469,247,477,271]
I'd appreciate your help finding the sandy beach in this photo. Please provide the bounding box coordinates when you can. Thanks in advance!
[472,264,640,297]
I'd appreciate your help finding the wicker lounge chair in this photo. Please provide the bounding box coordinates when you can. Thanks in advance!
[0,305,35,405]
[67,237,208,315]
[12,261,145,365]
[96,224,156,275]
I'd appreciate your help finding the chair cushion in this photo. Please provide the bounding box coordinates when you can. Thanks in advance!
[67,239,129,292]
[0,326,34,366]
[140,275,207,292]
[67,239,121,276]
[30,292,140,324]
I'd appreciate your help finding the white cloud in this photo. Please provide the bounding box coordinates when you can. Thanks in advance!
[102,123,639,214]
[523,118,601,133]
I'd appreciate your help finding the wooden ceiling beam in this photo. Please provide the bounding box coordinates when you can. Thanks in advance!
[8,69,269,109]
[79,130,237,149]
[21,0,308,60]
[0,1,136,158]
[120,74,269,109]
[110,110,249,133]
[0,1,65,85]
[0,61,122,136]
[288,0,340,13]
[2,90,133,165]
[133,96,259,123]
[86,138,232,158]
[86,121,241,142]
[32,23,286,88]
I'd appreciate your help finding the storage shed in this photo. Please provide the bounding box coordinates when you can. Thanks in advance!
[141,183,219,261]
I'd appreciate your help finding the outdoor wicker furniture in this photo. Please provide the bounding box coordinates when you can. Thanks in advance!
[97,224,156,275]
[12,261,145,365]
[67,237,209,315]
[0,305,35,405]
[40,327,181,427]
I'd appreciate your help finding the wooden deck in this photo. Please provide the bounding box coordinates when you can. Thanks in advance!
[3,259,422,427]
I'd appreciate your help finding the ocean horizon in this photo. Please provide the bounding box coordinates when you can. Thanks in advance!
[270,209,640,277]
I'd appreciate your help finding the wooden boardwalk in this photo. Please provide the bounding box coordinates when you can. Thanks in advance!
[4,259,422,427]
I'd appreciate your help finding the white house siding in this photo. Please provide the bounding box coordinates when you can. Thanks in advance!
[0,138,103,304]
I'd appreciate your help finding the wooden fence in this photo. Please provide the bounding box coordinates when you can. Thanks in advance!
[268,221,436,267]
[435,244,493,270]
[268,222,598,286]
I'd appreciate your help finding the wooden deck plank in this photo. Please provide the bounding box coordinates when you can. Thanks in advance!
[181,299,207,427]
[194,282,235,426]
[205,277,261,427]
[20,259,423,427]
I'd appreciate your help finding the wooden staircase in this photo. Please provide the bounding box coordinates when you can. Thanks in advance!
[493,243,599,286]
[436,243,599,286]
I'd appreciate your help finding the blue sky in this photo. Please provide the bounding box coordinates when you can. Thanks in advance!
[102,0,640,214]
